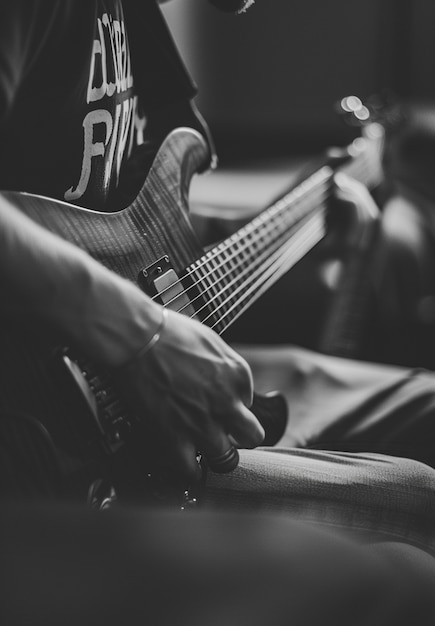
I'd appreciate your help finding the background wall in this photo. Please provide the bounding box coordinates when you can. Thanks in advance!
[402,1,435,99]
[161,0,435,159]
[159,0,435,348]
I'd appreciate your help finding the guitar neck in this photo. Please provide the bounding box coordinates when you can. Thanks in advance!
[155,121,384,335]
[187,166,333,334]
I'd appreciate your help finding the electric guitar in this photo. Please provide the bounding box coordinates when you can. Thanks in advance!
[0,114,384,507]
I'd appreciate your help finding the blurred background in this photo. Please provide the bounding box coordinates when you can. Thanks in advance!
[162,0,435,159]
[159,0,435,361]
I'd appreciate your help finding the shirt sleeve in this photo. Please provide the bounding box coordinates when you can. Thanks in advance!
[0,1,40,126]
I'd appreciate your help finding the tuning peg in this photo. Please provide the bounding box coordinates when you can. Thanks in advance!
[336,96,371,127]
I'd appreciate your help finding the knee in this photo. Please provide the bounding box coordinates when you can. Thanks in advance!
[380,456,435,510]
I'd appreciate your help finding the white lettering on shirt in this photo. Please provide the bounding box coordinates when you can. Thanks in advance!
[66,8,145,205]
[65,109,113,202]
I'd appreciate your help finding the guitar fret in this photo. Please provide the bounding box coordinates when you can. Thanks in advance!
[184,174,331,333]
[188,249,230,328]
[213,242,245,332]
[200,255,220,297]
[238,169,330,246]
[195,195,328,331]
[212,208,328,333]
[217,189,329,329]
[181,166,332,334]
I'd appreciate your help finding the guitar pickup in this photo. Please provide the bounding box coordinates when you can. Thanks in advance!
[139,255,172,293]
[138,256,196,316]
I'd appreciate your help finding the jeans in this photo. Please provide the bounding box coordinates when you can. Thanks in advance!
[205,345,435,553]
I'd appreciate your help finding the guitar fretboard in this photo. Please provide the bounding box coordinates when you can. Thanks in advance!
[153,121,384,336]
[185,166,332,333]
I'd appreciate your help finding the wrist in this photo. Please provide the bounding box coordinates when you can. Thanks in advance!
[78,269,165,367]
[115,307,168,369]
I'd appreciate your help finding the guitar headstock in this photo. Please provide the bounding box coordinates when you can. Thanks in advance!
[336,94,409,192]
[336,93,408,134]
[332,94,407,191]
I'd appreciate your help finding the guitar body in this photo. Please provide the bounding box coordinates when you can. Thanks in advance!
[5,128,207,280]
[0,128,211,504]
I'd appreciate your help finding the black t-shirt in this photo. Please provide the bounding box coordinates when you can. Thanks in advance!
[0,0,202,211]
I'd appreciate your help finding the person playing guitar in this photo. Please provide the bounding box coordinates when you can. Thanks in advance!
[1,2,435,621]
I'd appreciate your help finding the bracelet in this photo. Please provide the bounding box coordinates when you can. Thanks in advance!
[140,306,168,355]
[128,307,168,363]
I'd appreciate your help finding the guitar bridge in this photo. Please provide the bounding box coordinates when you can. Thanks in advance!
[58,349,203,509]
[60,350,131,454]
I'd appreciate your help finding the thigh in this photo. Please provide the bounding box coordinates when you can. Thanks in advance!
[2,502,432,626]
[237,344,435,467]
[204,447,435,553]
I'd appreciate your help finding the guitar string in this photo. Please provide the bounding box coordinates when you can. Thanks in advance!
[148,144,377,314]
[180,214,324,323]
[148,145,376,310]
[169,216,323,332]
[191,142,381,329]
[208,218,326,332]
[203,216,325,332]
[173,142,380,323]
[151,184,329,312]
[160,213,324,326]
[167,200,326,317]
[164,212,324,329]
[149,182,325,307]
[149,171,331,305]
[175,209,326,321]
[209,223,325,333]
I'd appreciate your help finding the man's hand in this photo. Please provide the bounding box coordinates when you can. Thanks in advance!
[115,308,265,478]
[331,173,380,248]
[0,196,264,480]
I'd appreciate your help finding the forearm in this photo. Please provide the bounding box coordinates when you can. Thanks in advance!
[0,195,162,365]
[0,195,263,473]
